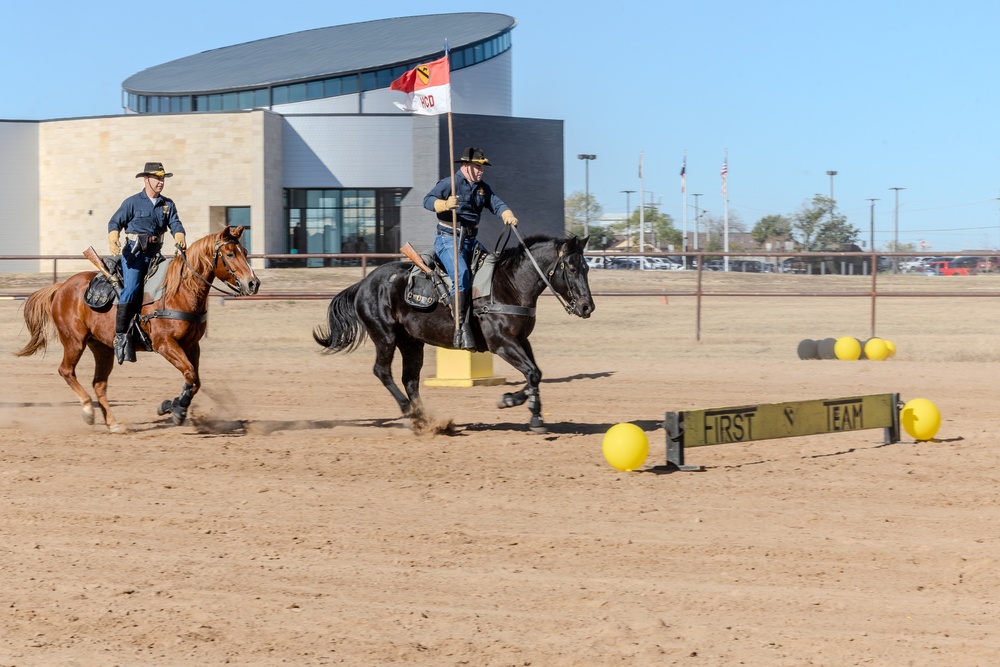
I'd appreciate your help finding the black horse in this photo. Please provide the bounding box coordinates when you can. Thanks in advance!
[313,234,595,432]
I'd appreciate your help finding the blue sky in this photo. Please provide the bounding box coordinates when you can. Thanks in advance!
[3,1,999,251]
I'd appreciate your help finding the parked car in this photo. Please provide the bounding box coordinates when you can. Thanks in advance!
[923,259,952,275]
[730,259,778,273]
[900,256,933,272]
[938,256,982,276]
[584,256,606,269]
[606,256,638,270]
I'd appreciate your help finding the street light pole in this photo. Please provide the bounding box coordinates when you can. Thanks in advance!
[826,170,838,223]
[889,187,905,274]
[577,154,597,237]
[867,198,879,274]
[621,189,635,252]
[692,193,703,252]
[866,198,879,251]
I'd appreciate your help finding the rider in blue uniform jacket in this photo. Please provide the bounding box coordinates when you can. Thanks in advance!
[423,147,518,349]
[107,162,187,364]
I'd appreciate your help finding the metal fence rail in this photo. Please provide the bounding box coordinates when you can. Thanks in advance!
[4,251,1000,341]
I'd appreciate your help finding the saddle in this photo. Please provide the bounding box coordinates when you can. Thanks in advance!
[84,253,168,310]
[403,246,494,311]
[84,254,170,353]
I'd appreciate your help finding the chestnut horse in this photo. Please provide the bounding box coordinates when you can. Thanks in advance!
[15,226,259,431]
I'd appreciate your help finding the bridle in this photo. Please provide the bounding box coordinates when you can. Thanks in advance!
[505,225,584,316]
[140,236,255,326]
[177,238,254,296]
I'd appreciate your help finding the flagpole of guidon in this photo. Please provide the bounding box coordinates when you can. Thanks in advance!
[447,111,462,346]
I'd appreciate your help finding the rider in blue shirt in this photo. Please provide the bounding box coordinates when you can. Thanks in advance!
[423,147,518,349]
[107,162,187,364]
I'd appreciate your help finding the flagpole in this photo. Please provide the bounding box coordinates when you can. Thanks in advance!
[447,111,460,340]
[638,151,645,268]
[681,150,687,268]
[722,148,730,272]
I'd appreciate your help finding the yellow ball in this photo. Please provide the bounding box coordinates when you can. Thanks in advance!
[834,336,861,360]
[884,340,897,357]
[864,337,889,361]
[602,423,649,471]
[901,398,941,441]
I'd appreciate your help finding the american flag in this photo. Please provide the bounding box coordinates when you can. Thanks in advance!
[720,160,728,198]
[680,160,686,194]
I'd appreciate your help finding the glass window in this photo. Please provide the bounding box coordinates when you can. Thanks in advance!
[288,83,306,102]
[254,89,269,108]
[160,96,170,111]
[273,86,288,105]
[324,77,342,96]
[222,92,238,110]
[226,207,251,252]
[238,90,254,109]
[285,188,389,267]
[306,80,323,99]
[194,95,207,111]
[341,75,358,94]
[451,50,464,69]
[209,94,223,111]
[360,71,378,91]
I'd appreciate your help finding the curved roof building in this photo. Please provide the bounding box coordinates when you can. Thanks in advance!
[123,13,517,117]
[1,13,563,272]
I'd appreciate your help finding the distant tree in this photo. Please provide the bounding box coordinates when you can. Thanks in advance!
[792,195,859,250]
[701,211,747,252]
[565,191,603,237]
[751,214,793,248]
[639,205,682,250]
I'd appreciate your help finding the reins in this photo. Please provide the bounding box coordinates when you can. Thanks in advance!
[176,239,246,296]
[504,226,579,316]
[141,238,245,324]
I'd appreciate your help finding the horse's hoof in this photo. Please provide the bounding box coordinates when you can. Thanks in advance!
[497,394,516,409]
[81,408,95,426]
[172,412,186,426]
[109,423,127,434]
[157,399,173,416]
[529,424,548,434]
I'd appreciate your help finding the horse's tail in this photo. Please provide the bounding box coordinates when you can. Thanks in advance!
[14,283,62,357]
[312,281,368,354]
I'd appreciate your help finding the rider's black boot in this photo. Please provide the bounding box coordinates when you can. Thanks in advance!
[453,291,476,351]
[114,302,133,365]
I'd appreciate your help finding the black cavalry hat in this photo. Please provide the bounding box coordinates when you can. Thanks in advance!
[135,162,173,178]
[454,147,492,166]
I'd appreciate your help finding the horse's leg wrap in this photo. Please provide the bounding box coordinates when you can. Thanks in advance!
[169,383,194,425]
[526,385,546,433]
[497,388,528,409]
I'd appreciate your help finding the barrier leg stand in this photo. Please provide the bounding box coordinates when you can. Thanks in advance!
[425,348,506,387]
[664,412,704,471]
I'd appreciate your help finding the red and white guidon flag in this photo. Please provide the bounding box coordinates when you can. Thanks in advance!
[390,54,451,115]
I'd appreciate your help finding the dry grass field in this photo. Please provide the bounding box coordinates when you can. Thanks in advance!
[2,265,1000,665]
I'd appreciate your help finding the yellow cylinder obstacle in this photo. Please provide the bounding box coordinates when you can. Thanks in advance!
[425,348,506,387]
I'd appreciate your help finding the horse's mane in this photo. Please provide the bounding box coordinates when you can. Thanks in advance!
[494,233,564,271]
[161,232,217,301]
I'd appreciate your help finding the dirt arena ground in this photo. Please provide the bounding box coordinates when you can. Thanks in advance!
[2,266,1000,666]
